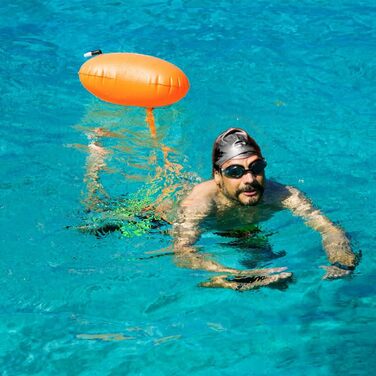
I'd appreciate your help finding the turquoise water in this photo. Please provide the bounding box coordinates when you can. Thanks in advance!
[1,0,375,374]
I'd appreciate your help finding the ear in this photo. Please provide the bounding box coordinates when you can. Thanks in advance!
[214,170,222,187]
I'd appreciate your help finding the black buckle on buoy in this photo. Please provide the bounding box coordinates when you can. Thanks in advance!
[83,50,103,58]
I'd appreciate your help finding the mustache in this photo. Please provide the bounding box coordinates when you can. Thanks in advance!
[236,180,264,195]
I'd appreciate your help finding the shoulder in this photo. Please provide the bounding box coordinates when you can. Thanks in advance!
[263,180,290,204]
[180,180,217,207]
[274,183,312,212]
[263,180,308,208]
[190,180,217,196]
[183,180,217,200]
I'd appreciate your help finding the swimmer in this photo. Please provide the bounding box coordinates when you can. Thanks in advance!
[172,128,358,290]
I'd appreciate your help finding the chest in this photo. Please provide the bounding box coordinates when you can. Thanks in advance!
[205,203,283,232]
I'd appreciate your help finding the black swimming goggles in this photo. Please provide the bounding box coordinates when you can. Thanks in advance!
[221,159,267,179]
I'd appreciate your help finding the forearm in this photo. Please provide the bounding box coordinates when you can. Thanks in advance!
[172,223,236,273]
[302,211,356,267]
[321,227,356,268]
[283,187,356,268]
[173,245,237,273]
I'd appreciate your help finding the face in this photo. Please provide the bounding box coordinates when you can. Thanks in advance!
[214,155,266,206]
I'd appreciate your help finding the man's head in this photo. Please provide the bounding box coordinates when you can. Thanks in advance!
[212,128,266,206]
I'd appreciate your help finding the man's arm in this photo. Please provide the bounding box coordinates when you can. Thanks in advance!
[281,186,357,278]
[172,182,292,289]
[172,183,238,273]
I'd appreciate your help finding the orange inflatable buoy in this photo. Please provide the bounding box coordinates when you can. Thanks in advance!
[78,52,190,107]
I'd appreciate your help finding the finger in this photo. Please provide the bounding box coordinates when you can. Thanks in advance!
[264,267,288,274]
[322,269,350,280]
[234,272,293,291]
[200,271,293,290]
[231,271,292,285]
[237,267,288,277]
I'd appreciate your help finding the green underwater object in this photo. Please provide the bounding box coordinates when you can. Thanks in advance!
[77,180,169,238]
[112,187,164,238]
[77,159,198,238]
[120,217,153,238]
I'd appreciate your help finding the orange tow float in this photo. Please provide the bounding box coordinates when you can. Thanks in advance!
[78,51,190,138]
[79,52,189,108]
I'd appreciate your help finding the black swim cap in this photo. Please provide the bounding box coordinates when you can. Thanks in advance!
[212,128,262,169]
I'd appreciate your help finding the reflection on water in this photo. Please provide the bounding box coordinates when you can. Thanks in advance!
[68,104,200,238]
[76,333,135,341]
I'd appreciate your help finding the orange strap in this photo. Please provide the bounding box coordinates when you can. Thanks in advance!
[145,107,157,139]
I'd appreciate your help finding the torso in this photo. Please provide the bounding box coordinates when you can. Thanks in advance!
[181,179,291,231]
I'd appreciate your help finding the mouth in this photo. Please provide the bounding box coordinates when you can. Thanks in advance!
[240,188,258,197]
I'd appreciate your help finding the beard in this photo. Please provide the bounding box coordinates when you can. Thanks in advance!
[235,180,264,206]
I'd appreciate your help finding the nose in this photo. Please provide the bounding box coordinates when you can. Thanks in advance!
[241,170,256,183]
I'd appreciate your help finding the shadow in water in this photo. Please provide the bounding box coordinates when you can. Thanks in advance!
[215,225,286,269]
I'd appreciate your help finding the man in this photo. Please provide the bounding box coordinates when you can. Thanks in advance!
[173,128,357,291]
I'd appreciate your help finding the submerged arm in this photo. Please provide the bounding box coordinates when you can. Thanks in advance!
[172,185,238,273]
[282,186,357,278]
[172,183,292,290]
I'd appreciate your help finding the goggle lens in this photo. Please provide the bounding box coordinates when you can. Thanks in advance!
[222,159,267,179]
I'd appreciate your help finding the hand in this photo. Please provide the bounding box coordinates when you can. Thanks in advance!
[322,231,356,267]
[320,265,351,280]
[199,268,292,291]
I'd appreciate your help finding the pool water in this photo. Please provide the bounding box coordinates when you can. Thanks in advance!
[1,1,375,374]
